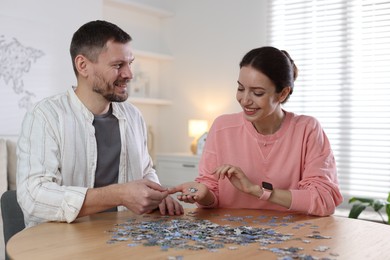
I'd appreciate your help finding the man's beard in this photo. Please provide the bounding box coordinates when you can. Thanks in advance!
[92,75,129,102]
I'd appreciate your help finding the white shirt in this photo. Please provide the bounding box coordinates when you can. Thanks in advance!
[17,88,159,228]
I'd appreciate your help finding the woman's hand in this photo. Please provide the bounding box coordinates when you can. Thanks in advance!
[213,164,260,197]
[168,181,211,204]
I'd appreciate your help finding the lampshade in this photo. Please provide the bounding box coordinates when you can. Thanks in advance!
[188,119,208,155]
[188,119,208,138]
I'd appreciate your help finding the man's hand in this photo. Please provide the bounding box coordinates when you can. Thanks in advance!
[157,195,184,215]
[120,179,169,214]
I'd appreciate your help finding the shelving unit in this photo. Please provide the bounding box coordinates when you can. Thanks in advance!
[129,48,173,105]
[103,0,174,107]
[103,1,174,106]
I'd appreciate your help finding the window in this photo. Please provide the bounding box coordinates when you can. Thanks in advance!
[268,0,390,203]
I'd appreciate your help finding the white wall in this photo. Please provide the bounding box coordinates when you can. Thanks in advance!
[0,0,102,140]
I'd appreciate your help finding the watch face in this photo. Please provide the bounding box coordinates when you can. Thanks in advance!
[262,182,273,190]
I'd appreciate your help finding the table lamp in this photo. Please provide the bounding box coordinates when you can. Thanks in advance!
[188,119,208,155]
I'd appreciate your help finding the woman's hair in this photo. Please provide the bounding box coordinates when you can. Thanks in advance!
[239,46,298,103]
[70,20,132,76]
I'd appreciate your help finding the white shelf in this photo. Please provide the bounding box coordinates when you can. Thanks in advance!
[128,97,172,105]
[133,49,173,61]
[104,0,174,18]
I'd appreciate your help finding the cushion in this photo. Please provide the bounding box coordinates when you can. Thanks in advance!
[0,139,7,194]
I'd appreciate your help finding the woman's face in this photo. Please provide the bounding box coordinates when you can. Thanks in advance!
[236,66,284,126]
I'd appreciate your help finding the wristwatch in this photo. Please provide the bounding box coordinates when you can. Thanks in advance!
[259,182,273,200]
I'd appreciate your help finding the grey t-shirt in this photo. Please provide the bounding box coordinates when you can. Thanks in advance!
[93,105,121,212]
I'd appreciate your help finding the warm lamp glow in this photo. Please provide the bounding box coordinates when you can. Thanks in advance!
[188,119,208,154]
[188,119,208,138]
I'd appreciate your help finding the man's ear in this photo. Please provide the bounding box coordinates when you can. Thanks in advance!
[74,55,89,78]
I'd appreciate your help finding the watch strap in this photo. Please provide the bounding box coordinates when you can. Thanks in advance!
[259,188,272,200]
[259,182,273,200]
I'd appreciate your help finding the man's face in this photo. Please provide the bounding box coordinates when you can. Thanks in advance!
[90,40,134,102]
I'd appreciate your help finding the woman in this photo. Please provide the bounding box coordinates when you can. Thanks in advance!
[169,46,343,216]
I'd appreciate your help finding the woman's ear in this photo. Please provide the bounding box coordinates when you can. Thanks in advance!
[74,55,89,78]
[279,86,292,103]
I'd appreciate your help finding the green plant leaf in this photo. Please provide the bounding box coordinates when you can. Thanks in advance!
[348,203,367,219]
[349,197,374,204]
[372,199,387,212]
[387,193,390,224]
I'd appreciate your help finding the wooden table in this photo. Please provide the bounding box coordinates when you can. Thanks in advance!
[7,208,390,259]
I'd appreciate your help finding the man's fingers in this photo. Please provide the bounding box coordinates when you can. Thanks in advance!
[145,180,168,192]
[167,185,182,194]
[159,199,167,215]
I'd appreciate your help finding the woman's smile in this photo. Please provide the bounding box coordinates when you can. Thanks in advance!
[243,107,259,116]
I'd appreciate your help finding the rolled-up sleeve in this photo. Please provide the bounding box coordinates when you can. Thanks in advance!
[17,107,89,227]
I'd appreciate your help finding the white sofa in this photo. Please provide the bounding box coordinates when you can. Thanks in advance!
[0,139,17,260]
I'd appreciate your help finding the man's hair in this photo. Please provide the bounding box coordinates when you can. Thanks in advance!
[70,20,132,76]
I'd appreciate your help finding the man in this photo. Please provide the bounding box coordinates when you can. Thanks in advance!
[17,20,183,228]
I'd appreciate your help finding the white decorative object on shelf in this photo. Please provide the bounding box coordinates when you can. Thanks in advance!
[196,132,208,155]
[130,68,150,97]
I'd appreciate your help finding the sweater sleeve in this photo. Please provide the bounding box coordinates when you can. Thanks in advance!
[289,118,343,216]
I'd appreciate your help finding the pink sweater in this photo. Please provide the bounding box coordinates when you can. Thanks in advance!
[196,111,343,216]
